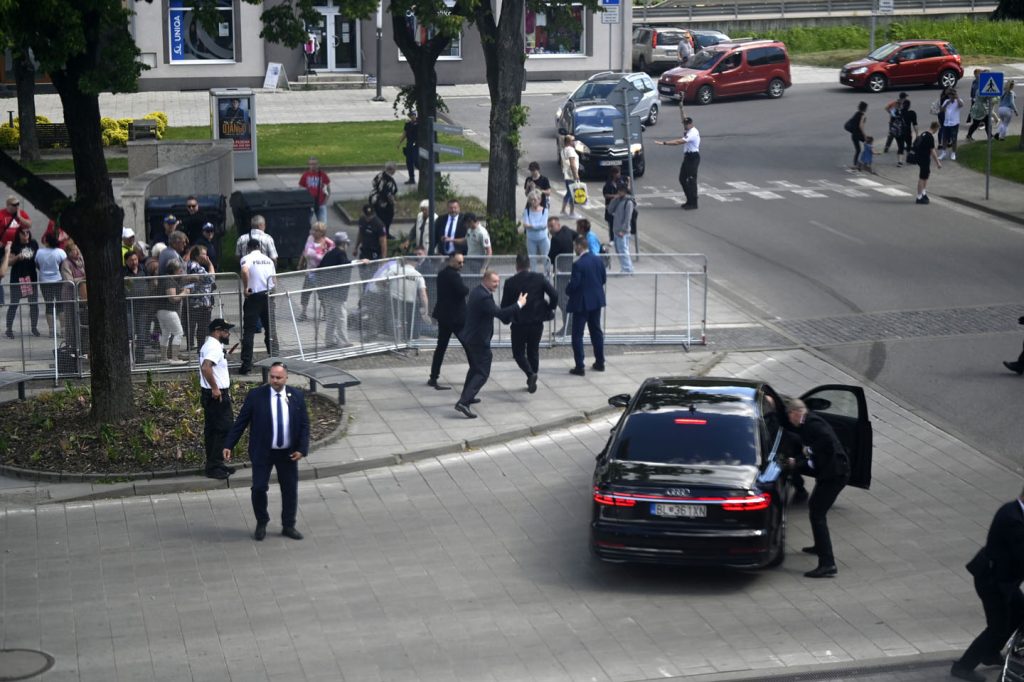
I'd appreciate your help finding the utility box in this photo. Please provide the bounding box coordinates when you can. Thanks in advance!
[210,88,257,180]
[229,189,313,262]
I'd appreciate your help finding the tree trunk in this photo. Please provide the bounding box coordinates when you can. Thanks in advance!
[475,0,526,222]
[50,73,133,423]
[13,49,40,163]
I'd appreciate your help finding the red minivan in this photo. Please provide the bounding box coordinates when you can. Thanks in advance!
[658,39,791,105]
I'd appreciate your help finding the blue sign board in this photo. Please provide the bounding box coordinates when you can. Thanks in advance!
[978,72,1004,98]
[601,0,621,5]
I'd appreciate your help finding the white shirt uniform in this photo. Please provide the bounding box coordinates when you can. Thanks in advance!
[465,225,491,257]
[199,336,229,389]
[683,127,701,153]
[241,251,277,293]
[270,388,291,450]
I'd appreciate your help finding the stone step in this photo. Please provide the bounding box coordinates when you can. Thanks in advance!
[288,73,369,90]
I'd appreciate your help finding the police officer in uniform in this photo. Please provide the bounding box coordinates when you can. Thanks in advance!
[199,318,237,480]
[656,116,701,210]
[239,239,277,374]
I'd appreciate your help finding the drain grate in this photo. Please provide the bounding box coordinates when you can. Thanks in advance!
[0,650,55,681]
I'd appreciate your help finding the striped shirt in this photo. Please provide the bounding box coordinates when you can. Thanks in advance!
[235,229,278,260]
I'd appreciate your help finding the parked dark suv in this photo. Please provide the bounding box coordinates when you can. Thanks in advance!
[556,103,646,179]
[659,39,791,105]
[839,40,962,93]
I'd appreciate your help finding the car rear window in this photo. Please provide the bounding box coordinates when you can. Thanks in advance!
[945,43,959,55]
[612,411,757,466]
[574,82,616,101]
[656,31,684,46]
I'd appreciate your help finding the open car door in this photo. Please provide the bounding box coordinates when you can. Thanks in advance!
[800,384,873,490]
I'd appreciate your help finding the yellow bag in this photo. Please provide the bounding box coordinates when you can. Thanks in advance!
[571,181,588,205]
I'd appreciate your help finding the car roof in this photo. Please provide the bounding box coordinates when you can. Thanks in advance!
[716,38,784,50]
[632,377,763,413]
[895,39,950,45]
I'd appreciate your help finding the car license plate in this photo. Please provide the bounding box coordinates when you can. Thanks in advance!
[659,85,674,94]
[598,160,621,167]
[652,503,706,518]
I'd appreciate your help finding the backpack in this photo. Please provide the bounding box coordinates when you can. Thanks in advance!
[888,116,903,138]
[843,113,859,134]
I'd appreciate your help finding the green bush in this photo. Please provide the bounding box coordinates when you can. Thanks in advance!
[0,125,17,150]
[486,216,525,255]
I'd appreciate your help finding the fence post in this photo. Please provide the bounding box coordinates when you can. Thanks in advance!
[653,273,659,341]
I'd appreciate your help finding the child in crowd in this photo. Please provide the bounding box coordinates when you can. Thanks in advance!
[858,136,875,173]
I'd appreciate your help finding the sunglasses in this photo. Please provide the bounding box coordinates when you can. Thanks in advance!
[8,202,19,207]
[186,204,198,209]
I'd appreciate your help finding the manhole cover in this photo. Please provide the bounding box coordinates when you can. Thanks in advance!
[0,649,54,681]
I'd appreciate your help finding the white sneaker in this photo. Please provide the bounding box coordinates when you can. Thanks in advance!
[950,152,957,161]
[938,150,947,160]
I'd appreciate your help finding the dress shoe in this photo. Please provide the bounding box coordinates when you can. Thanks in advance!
[467,398,481,405]
[405,179,417,185]
[950,663,985,682]
[281,527,304,540]
[801,546,819,555]
[527,373,538,393]
[792,489,809,504]
[591,362,605,372]
[427,378,452,390]
[804,565,838,578]
[31,328,40,337]
[1004,361,1024,375]
[683,204,698,210]
[981,653,1005,667]
[237,365,251,375]
[455,402,477,419]
[205,468,230,480]
[569,367,585,376]
[222,465,237,474]
[4,330,13,339]
[254,523,267,541]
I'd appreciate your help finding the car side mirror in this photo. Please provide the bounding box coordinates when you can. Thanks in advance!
[558,127,568,136]
[608,393,631,408]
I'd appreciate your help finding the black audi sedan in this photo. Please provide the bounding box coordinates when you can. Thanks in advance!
[591,377,872,569]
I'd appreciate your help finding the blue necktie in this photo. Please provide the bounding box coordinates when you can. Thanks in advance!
[275,392,284,449]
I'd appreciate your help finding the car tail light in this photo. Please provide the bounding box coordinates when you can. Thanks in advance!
[593,488,637,507]
[652,31,658,48]
[722,493,771,511]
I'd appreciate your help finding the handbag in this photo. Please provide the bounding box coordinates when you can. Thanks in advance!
[571,181,588,205]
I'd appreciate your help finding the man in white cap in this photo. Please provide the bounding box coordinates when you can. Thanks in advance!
[317,231,355,348]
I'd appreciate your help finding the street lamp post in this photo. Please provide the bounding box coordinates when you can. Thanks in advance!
[373,3,385,102]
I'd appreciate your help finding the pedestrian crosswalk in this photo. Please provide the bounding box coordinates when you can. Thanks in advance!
[630,177,912,207]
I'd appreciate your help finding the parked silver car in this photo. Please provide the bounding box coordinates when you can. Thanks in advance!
[555,71,661,128]
[632,27,689,73]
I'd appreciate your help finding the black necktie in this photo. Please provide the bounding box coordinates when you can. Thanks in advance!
[275,392,284,449]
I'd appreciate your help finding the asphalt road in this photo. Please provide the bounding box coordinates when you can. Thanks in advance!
[448,80,1024,472]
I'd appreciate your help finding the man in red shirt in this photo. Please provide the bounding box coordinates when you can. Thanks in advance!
[299,156,331,224]
[0,195,32,245]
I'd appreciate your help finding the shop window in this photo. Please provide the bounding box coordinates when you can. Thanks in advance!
[525,4,585,56]
[168,0,236,64]
[400,2,461,60]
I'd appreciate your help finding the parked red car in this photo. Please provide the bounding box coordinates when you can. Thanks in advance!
[658,39,791,105]
[839,40,962,93]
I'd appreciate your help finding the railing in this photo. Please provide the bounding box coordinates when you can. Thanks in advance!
[639,0,996,21]
[0,253,708,380]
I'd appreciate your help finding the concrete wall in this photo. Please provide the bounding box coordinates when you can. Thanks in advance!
[122,140,235,234]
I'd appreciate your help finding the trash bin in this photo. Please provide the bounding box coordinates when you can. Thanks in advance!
[229,189,313,261]
[143,194,227,246]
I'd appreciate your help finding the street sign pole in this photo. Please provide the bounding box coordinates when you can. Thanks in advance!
[426,116,436,252]
[986,98,993,200]
[976,71,1004,200]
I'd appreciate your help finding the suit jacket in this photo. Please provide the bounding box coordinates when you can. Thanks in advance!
[566,252,607,313]
[791,412,850,481]
[461,284,518,347]
[432,264,469,329]
[224,384,311,465]
[501,270,557,325]
[548,226,578,269]
[432,213,468,256]
[967,500,1024,589]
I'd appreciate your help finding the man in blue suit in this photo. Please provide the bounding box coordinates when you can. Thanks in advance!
[566,236,606,376]
[223,361,311,541]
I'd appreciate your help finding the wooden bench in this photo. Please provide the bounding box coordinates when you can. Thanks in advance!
[129,119,158,140]
[255,357,360,405]
[37,123,70,148]
[0,371,31,401]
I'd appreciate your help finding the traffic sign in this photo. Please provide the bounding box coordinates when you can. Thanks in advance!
[600,0,620,5]
[612,116,643,143]
[877,0,894,13]
[436,162,481,172]
[434,123,464,135]
[434,143,464,156]
[601,6,620,23]
[978,72,1004,97]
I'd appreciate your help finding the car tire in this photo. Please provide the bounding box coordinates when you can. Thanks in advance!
[765,502,787,568]
[638,56,647,73]
[866,73,887,93]
[633,154,645,178]
[939,69,959,89]
[646,103,658,126]
[767,77,785,99]
[696,85,714,105]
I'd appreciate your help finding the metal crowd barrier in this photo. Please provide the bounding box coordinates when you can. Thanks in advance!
[0,252,707,379]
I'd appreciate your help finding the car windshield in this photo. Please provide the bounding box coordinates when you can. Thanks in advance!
[612,412,757,466]
[656,32,684,46]
[574,107,621,133]
[867,43,901,61]
[573,82,616,102]
[688,49,722,70]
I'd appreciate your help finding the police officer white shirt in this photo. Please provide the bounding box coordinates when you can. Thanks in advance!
[682,126,701,153]
[199,336,229,390]
[241,250,276,293]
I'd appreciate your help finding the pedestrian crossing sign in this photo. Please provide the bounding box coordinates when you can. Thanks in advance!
[978,72,1004,97]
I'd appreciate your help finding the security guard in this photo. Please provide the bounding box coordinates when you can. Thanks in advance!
[656,116,701,210]
[199,318,236,480]
[239,239,277,374]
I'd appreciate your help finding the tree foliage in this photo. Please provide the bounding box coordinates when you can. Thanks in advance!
[991,0,1023,20]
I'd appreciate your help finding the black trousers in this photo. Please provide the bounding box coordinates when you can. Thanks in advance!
[6,282,38,332]
[967,115,992,139]
[404,146,417,181]
[808,475,847,567]
[511,322,544,376]
[200,388,233,473]
[959,576,1024,669]
[251,449,299,528]
[459,342,492,404]
[430,321,461,381]
[189,306,212,351]
[241,292,271,370]
[680,152,700,207]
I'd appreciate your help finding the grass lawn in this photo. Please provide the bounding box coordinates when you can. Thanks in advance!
[23,157,128,175]
[955,136,1024,184]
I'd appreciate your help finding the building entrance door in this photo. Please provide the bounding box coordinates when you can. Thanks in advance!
[310,10,360,71]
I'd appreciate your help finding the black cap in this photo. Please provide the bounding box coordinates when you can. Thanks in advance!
[209,318,235,332]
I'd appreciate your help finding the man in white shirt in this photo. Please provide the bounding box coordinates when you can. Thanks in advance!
[382,258,431,339]
[239,240,278,374]
[463,212,492,273]
[656,116,701,210]
[235,214,278,263]
[938,88,964,161]
[199,318,236,480]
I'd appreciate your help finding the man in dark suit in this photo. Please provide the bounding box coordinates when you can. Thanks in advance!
[566,236,606,376]
[429,252,468,390]
[223,361,311,541]
[501,253,558,393]
[455,270,526,418]
[951,492,1024,681]
[547,217,578,335]
[432,198,468,256]
[783,398,851,578]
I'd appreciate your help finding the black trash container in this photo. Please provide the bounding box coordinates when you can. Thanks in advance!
[229,189,313,262]
[143,194,227,246]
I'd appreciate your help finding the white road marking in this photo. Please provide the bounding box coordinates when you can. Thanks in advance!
[791,189,828,198]
[873,186,912,197]
[750,191,783,200]
[705,193,742,202]
[808,220,864,244]
[726,181,760,190]
[848,177,884,187]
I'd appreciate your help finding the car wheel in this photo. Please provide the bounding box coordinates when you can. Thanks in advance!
[696,85,713,105]
[638,56,647,72]
[767,77,785,99]
[939,69,959,89]
[765,502,787,568]
[633,154,645,178]
[646,103,658,126]
[866,73,887,93]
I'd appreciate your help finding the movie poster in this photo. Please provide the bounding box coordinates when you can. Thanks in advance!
[217,96,251,151]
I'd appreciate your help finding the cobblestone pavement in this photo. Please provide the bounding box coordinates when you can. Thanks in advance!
[2,349,1016,681]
